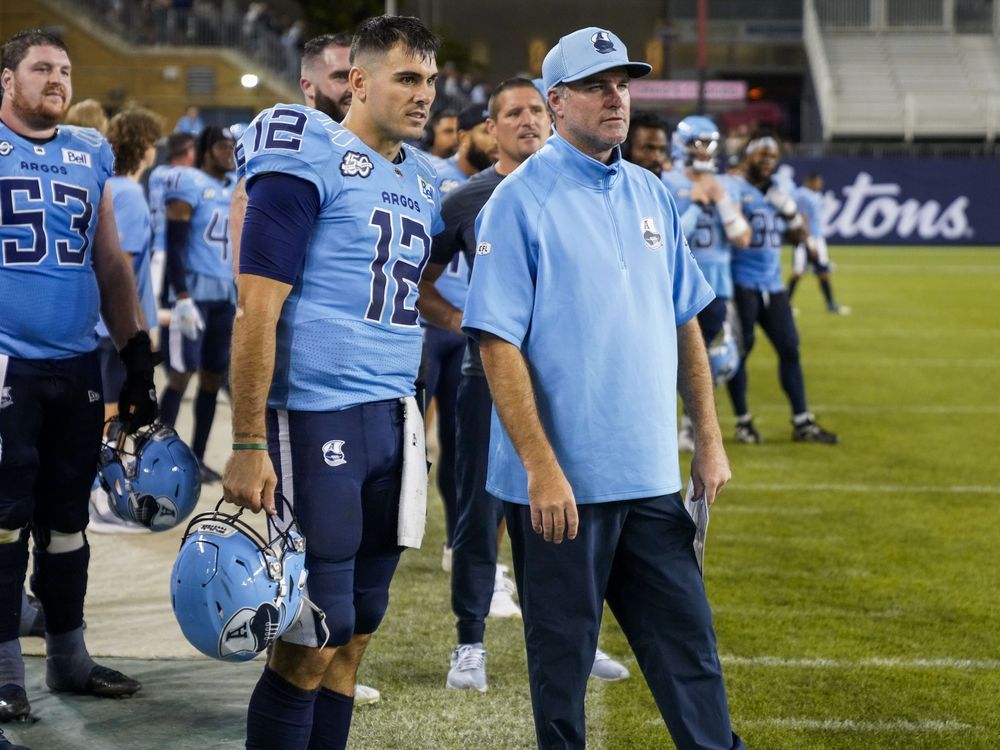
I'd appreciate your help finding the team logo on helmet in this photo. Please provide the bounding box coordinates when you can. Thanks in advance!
[322,440,346,467]
[0,141,12,157]
[131,494,179,531]
[591,31,616,54]
[341,151,373,178]
[219,603,283,658]
[641,217,663,250]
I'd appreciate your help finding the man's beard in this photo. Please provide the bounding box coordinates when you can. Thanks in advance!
[466,140,495,172]
[12,85,67,130]
[313,90,350,123]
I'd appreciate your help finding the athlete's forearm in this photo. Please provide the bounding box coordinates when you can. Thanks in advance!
[229,177,248,277]
[417,263,463,332]
[230,274,291,439]
[480,333,561,475]
[676,318,723,449]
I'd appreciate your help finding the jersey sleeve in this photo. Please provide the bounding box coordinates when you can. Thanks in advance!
[237,105,341,205]
[163,167,202,208]
[661,184,714,325]
[462,182,537,349]
[112,184,150,255]
[97,138,115,186]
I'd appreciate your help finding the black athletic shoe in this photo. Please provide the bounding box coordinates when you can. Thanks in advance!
[48,665,142,699]
[199,462,223,484]
[792,417,839,444]
[734,418,761,444]
[0,685,30,723]
[0,726,30,749]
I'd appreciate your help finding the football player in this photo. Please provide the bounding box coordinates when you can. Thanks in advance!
[728,133,838,444]
[425,107,459,160]
[158,126,236,483]
[0,29,156,744]
[147,132,195,304]
[223,16,443,750]
[787,172,848,314]
[299,33,353,123]
[660,116,750,451]
[623,110,669,177]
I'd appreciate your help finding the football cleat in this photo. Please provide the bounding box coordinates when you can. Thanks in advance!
[97,420,201,532]
[792,416,839,444]
[489,566,521,619]
[677,415,695,453]
[827,304,851,315]
[734,418,761,444]
[446,643,488,692]
[0,685,29,723]
[0,725,29,749]
[48,664,141,699]
[441,544,453,573]
[354,684,380,706]
[171,498,308,662]
[590,649,630,681]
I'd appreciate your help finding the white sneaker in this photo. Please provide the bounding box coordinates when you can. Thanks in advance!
[489,566,521,619]
[441,544,453,573]
[590,648,630,681]
[677,415,695,453]
[354,684,380,705]
[88,481,149,535]
[446,643,487,692]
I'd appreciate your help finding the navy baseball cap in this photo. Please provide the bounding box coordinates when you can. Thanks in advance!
[457,104,488,132]
[542,27,652,91]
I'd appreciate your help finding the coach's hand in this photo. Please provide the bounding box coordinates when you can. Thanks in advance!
[690,436,731,508]
[526,462,578,544]
[223,449,277,515]
[118,331,161,434]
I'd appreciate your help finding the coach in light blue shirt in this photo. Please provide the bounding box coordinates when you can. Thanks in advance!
[463,26,745,750]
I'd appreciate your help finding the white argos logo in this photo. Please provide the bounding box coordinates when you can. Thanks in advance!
[322,440,346,467]
[0,387,12,410]
[641,217,663,250]
[0,141,12,157]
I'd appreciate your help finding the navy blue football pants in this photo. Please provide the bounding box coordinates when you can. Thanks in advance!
[505,493,744,750]
[727,284,807,417]
[420,324,463,546]
[268,401,405,649]
[451,373,504,644]
[0,352,102,641]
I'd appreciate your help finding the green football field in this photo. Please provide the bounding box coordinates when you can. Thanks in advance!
[349,247,1000,749]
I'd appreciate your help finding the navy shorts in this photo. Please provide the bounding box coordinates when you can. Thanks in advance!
[0,351,103,533]
[268,400,405,648]
[165,299,234,374]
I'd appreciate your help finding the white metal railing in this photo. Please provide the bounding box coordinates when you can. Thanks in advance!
[803,0,837,140]
[901,91,999,141]
[816,0,1000,32]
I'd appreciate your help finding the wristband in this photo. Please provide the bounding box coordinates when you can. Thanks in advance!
[232,442,269,451]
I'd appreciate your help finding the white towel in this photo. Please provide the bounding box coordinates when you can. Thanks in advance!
[683,478,709,575]
[397,396,428,548]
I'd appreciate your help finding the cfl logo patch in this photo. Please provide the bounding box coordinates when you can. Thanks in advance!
[340,151,373,178]
[476,242,492,256]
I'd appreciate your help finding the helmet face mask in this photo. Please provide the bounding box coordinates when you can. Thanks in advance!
[171,499,309,662]
[671,115,721,174]
[97,421,202,531]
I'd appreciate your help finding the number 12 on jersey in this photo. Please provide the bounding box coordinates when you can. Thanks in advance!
[365,208,430,327]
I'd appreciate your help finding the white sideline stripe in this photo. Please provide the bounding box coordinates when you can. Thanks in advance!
[811,357,1000,368]
[840,263,1000,274]
[721,655,1000,670]
[735,718,975,733]
[735,482,1000,496]
[792,404,1000,416]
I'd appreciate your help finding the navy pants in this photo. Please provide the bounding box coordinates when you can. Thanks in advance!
[505,494,744,750]
[726,284,807,417]
[421,325,464,545]
[451,373,504,644]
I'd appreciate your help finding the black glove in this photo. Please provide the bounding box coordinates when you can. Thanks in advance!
[118,331,161,434]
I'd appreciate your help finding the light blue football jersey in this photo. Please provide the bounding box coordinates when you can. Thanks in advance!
[795,184,823,238]
[661,169,738,300]
[463,133,714,505]
[0,123,114,359]
[731,177,786,292]
[238,104,445,411]
[163,166,235,302]
[97,177,155,338]
[147,163,171,256]
[432,156,470,311]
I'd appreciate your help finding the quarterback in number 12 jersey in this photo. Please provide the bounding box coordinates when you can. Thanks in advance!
[0,123,114,359]
[238,104,445,411]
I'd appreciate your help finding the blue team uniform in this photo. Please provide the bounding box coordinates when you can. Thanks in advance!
[237,104,444,651]
[731,178,786,293]
[147,163,171,257]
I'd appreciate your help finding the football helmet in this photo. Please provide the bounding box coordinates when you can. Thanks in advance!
[97,421,201,531]
[170,500,307,662]
[671,115,721,173]
[707,320,741,384]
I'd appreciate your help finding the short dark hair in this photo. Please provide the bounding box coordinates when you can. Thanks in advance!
[166,132,196,160]
[487,77,541,119]
[350,15,439,65]
[107,107,163,176]
[1,29,68,74]
[195,126,233,168]
[627,111,667,144]
[301,32,351,67]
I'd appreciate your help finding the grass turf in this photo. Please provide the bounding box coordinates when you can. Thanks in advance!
[351,247,1000,749]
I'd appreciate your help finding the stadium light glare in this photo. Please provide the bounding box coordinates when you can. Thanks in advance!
[241,74,259,89]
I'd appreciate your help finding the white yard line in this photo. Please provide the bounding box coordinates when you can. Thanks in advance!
[734,718,976,733]
[721,655,1000,670]
[733,482,1000,496]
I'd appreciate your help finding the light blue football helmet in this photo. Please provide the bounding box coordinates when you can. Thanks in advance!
[97,422,201,531]
[671,115,721,172]
[170,500,307,662]
[708,320,741,384]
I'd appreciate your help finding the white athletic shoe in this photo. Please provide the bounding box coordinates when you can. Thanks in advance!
[441,544,453,573]
[677,415,695,453]
[590,648,630,681]
[354,684,380,705]
[446,643,488,692]
[87,481,149,535]
[489,566,521,619]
